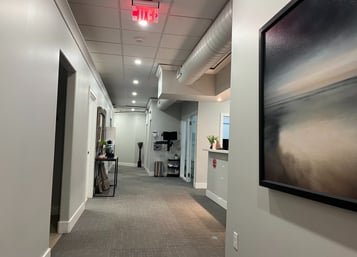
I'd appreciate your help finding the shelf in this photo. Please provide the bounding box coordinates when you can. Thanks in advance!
[167,159,180,177]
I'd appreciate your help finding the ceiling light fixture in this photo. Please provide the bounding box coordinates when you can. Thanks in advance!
[135,37,144,43]
[217,98,222,102]
[138,20,148,27]
[132,100,136,104]
[131,108,135,112]
[133,79,139,85]
[132,91,137,96]
[134,59,142,65]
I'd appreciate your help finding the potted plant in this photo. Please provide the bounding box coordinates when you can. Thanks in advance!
[99,139,107,155]
[207,135,218,149]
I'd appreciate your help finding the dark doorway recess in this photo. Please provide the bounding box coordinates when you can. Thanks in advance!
[50,52,75,237]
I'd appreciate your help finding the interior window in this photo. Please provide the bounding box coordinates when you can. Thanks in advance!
[222,115,230,139]
[220,113,230,143]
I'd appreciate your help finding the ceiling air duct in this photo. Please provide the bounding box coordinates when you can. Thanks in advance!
[177,0,232,85]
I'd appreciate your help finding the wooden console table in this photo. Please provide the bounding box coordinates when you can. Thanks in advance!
[94,156,118,197]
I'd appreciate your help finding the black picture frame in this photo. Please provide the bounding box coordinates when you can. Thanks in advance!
[259,0,357,212]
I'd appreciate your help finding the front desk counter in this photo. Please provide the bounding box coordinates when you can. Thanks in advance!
[205,149,229,209]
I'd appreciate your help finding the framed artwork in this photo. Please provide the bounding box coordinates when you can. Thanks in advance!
[259,0,357,211]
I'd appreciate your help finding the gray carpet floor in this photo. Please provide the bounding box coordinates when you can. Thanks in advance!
[52,166,226,257]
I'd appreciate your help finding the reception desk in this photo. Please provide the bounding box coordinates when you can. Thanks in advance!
[205,149,228,209]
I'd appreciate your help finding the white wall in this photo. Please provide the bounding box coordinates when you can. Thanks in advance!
[225,1,357,257]
[181,101,198,119]
[206,151,229,209]
[215,63,231,95]
[145,100,181,174]
[113,112,146,166]
[195,100,230,188]
[0,1,112,257]
[180,101,198,179]
[159,70,216,100]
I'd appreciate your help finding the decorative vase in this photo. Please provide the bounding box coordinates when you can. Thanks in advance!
[210,144,213,149]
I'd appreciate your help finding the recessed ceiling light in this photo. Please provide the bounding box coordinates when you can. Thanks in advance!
[134,59,142,65]
[138,20,148,27]
[132,100,136,104]
[135,37,144,43]
[133,79,139,85]
[132,91,137,96]
[217,98,222,102]
[131,108,135,112]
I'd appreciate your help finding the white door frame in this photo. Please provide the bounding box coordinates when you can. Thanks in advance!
[186,118,192,183]
[85,89,97,198]
[188,113,197,184]
[180,113,197,184]
[180,120,187,179]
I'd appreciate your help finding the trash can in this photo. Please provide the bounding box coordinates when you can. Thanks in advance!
[154,161,163,177]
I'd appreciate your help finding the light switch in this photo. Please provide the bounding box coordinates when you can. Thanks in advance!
[233,231,238,251]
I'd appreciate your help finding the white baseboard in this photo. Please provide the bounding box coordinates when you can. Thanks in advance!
[58,199,86,233]
[194,182,207,189]
[144,167,153,176]
[42,248,51,257]
[118,162,136,167]
[206,190,227,209]
[180,176,192,183]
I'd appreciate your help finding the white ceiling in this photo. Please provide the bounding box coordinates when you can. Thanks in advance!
[68,0,229,109]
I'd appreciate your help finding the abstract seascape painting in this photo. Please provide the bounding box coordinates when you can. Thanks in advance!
[259,0,357,211]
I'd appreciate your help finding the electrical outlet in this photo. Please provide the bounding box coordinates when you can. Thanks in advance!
[233,231,238,251]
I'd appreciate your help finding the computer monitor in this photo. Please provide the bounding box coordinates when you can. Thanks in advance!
[223,139,229,150]
[162,131,177,141]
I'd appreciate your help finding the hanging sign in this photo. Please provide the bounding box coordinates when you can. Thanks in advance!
[132,6,159,23]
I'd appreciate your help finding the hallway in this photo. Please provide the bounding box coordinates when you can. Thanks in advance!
[52,166,226,257]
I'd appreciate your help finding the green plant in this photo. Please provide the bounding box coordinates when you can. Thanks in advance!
[207,135,218,145]
[99,139,107,154]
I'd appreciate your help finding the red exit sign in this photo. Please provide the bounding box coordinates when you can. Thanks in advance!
[132,6,159,23]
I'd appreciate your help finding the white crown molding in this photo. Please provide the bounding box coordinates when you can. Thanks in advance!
[53,0,113,108]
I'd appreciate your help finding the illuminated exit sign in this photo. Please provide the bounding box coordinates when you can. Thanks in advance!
[132,6,159,23]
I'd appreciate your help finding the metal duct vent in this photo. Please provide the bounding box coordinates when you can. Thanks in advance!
[177,0,232,85]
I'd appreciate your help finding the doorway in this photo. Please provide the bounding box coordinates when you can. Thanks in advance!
[144,116,152,171]
[181,114,197,184]
[50,52,75,247]
[85,90,97,198]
